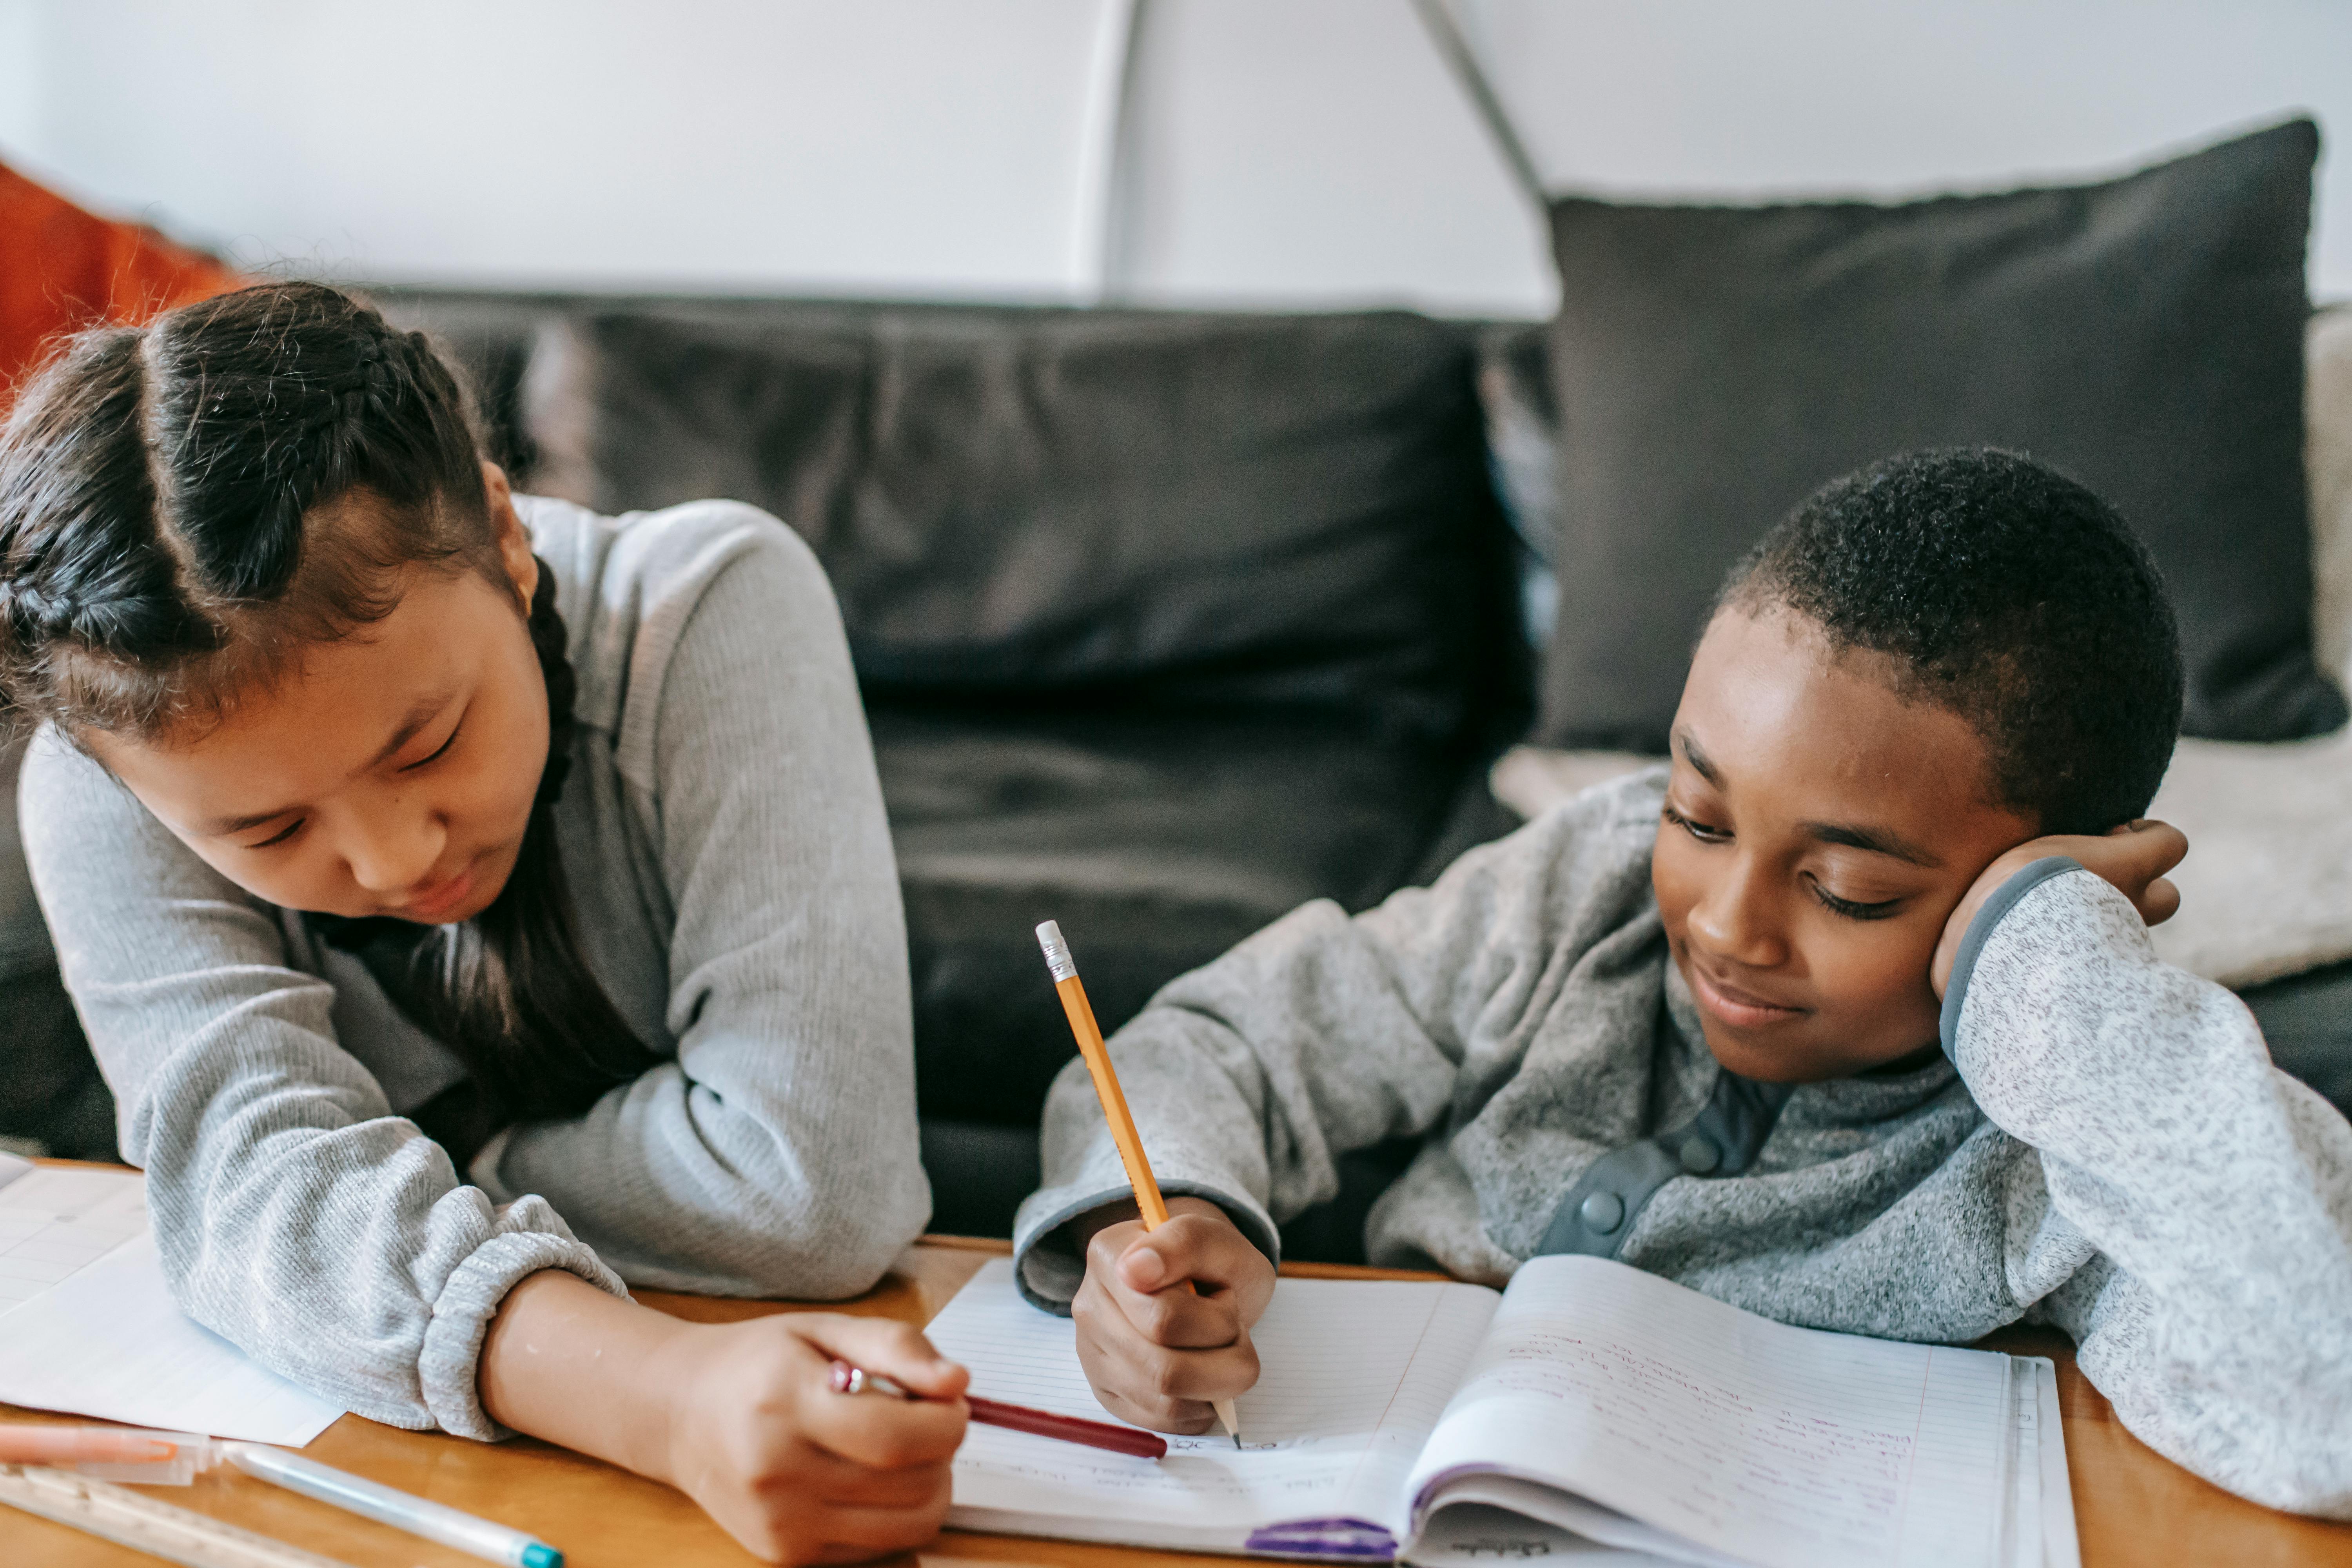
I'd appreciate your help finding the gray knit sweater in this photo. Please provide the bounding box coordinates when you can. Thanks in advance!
[1014,768,2352,1517]
[21,497,930,1439]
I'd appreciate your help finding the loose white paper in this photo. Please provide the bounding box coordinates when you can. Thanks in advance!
[0,1165,151,1312]
[0,1168,343,1446]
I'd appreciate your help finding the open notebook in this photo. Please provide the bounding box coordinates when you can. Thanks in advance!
[927,1256,2077,1568]
[0,1154,343,1444]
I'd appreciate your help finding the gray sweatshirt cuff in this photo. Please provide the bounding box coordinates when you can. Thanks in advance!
[1938,856,2086,1061]
[417,1198,630,1440]
[1011,1181,1282,1316]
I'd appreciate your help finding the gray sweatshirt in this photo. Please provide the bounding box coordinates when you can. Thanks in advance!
[1014,768,2352,1518]
[22,497,930,1439]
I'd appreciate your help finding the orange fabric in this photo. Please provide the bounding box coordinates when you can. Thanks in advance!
[0,158,242,409]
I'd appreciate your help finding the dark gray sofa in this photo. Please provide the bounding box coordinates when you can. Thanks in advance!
[4,289,2344,1263]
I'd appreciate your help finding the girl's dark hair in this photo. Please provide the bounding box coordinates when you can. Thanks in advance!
[0,281,656,1125]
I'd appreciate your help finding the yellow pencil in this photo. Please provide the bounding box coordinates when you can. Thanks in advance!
[1036,920,1243,1448]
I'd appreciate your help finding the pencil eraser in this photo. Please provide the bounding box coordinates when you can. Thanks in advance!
[1036,921,1075,980]
[521,1545,563,1568]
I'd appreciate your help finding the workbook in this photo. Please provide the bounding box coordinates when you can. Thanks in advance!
[0,1154,343,1445]
[926,1256,2076,1568]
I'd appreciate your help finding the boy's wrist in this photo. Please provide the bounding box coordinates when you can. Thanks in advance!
[1933,820,2187,1002]
[1065,1197,1251,1286]
[1932,846,2058,999]
[1065,1196,1144,1254]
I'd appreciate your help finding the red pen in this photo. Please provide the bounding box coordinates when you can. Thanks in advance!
[829,1361,1167,1460]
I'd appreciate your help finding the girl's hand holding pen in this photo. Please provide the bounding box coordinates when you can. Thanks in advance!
[479,1273,967,1568]
[1070,1196,1274,1435]
[662,1312,969,1566]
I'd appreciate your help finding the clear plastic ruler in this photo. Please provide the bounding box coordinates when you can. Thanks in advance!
[0,1463,358,1568]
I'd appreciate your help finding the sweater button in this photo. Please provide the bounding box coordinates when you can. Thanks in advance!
[1579,1191,1625,1233]
[1678,1135,1722,1174]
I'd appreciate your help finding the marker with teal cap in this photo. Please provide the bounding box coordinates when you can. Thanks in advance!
[224,1441,563,1566]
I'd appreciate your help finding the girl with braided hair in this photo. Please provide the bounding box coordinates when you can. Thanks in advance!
[0,281,959,1564]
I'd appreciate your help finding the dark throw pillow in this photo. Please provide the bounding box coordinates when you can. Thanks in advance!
[527,303,1524,750]
[1538,116,2343,750]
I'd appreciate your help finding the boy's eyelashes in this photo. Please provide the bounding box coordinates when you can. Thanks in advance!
[1806,881,1903,922]
[1661,804,1731,844]
[1662,806,1905,922]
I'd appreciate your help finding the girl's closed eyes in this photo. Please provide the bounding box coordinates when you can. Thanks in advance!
[238,705,462,853]
[243,817,303,851]
[403,715,464,770]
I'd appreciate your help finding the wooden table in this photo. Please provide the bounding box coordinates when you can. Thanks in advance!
[4,1236,2347,1568]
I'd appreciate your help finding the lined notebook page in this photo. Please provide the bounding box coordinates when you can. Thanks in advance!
[1405,1256,2014,1568]
[927,1258,1499,1546]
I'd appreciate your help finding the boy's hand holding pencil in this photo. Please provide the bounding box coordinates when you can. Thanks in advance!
[1068,1197,1277,1436]
[1038,920,1276,1439]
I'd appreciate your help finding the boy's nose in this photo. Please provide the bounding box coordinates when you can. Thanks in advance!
[1686,860,1788,968]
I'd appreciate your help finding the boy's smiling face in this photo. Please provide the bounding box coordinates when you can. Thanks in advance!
[1653,605,2037,1082]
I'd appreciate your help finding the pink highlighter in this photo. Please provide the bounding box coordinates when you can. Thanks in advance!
[0,1424,226,1484]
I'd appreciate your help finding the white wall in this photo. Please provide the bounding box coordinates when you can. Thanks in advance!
[0,1,1109,300]
[4,0,2347,316]
[1108,0,1542,312]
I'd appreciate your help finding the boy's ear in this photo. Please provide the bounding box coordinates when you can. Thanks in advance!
[481,461,539,608]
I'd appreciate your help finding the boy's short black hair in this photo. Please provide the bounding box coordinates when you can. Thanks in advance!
[1721,448,2184,836]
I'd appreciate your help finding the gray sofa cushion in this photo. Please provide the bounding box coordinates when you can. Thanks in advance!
[875,706,1466,1128]
[2239,959,2352,1116]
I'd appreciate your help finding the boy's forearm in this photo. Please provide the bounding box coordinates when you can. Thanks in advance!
[1959,869,2304,1121]
[1063,1194,1255,1255]
[478,1269,690,1483]
[1023,882,1514,1257]
[1951,869,2347,1269]
[1949,866,2352,1512]
[1017,1011,1291,1292]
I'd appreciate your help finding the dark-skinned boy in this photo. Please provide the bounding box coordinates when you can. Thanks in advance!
[1015,450,2352,1519]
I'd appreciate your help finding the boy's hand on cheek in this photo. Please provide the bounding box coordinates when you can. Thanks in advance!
[1933,819,2189,998]
[1071,1197,1275,1433]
